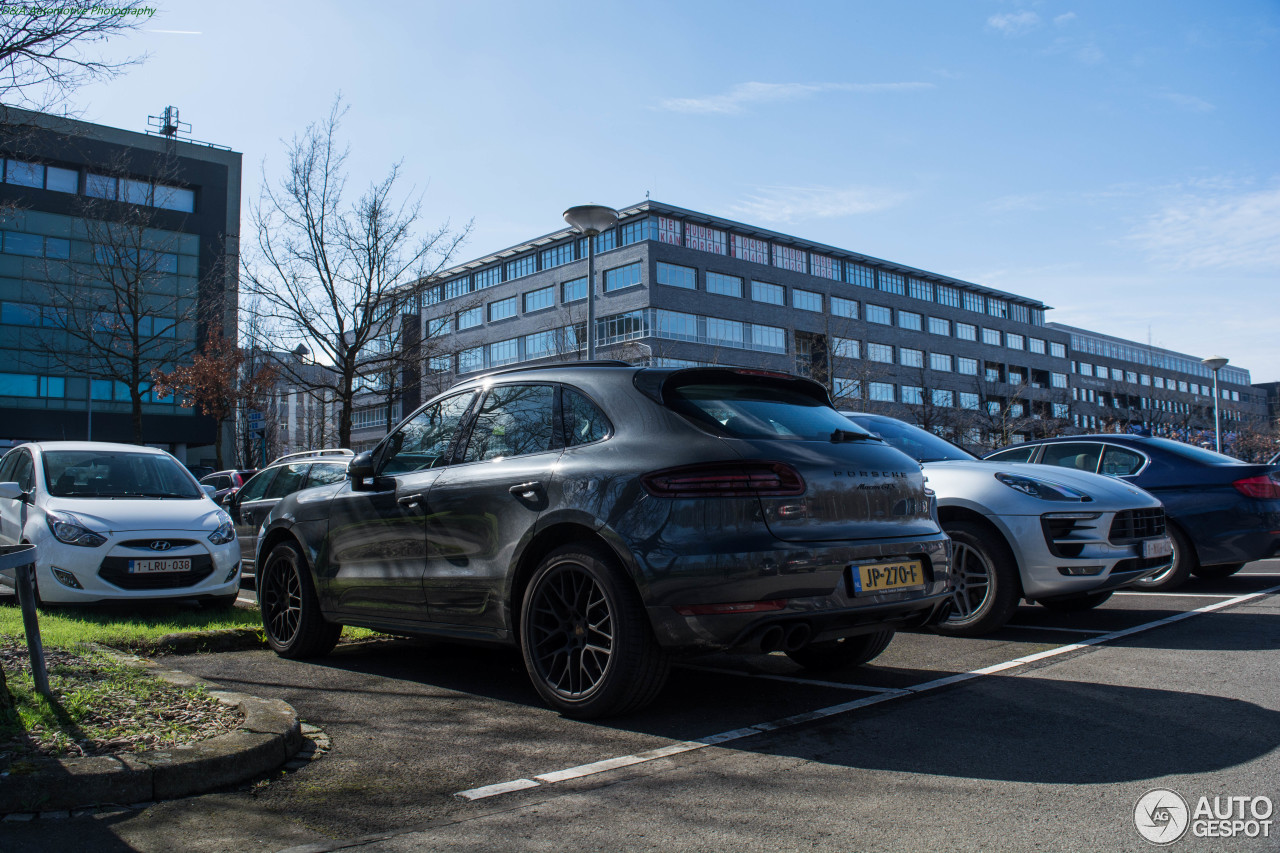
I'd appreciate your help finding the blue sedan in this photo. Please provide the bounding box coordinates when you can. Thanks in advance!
[986,436,1280,591]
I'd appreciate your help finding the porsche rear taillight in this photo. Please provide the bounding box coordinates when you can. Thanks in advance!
[641,461,806,498]
[1233,474,1280,500]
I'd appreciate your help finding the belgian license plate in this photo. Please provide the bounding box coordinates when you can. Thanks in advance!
[128,558,192,574]
[1143,538,1173,559]
[851,559,926,595]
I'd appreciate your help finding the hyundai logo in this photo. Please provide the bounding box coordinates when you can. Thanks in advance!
[149,540,172,552]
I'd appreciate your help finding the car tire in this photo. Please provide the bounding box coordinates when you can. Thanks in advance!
[1039,590,1113,612]
[520,543,669,719]
[259,540,340,659]
[1192,562,1246,579]
[932,521,1021,637]
[1128,525,1196,592]
[784,629,895,671]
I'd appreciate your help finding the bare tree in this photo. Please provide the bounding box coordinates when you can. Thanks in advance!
[242,99,471,447]
[0,2,149,109]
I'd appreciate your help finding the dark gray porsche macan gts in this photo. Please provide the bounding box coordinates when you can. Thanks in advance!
[254,363,953,717]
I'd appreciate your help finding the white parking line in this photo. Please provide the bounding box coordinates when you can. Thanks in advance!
[454,582,1280,802]
[677,664,903,693]
[1113,591,1236,598]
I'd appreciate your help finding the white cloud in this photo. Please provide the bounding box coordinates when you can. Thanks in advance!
[1075,43,1105,64]
[1157,92,1215,112]
[657,81,933,115]
[1127,185,1280,272]
[728,185,911,224]
[1053,12,1077,27]
[987,11,1042,37]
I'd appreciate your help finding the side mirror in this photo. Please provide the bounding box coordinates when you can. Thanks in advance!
[0,482,28,502]
[201,484,218,499]
[348,451,375,491]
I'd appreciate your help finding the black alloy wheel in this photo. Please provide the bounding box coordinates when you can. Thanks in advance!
[521,543,668,719]
[259,541,340,659]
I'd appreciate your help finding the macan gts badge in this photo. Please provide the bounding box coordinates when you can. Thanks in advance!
[252,364,953,718]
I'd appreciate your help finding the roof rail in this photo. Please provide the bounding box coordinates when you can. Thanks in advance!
[463,360,632,383]
[268,448,355,467]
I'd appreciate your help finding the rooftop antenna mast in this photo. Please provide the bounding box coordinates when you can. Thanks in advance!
[147,106,191,140]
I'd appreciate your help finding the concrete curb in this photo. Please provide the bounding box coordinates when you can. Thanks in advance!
[0,650,304,814]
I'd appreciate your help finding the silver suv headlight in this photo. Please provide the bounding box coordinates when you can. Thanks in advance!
[46,510,108,547]
[208,510,236,545]
[994,472,1092,502]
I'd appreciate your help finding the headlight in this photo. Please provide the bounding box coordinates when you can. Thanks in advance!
[208,511,236,545]
[994,472,1092,502]
[46,511,108,547]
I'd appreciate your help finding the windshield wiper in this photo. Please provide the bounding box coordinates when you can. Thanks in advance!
[830,429,880,443]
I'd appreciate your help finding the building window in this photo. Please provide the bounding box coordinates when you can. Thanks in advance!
[1031,308,1046,326]
[898,310,922,331]
[1051,373,1068,388]
[444,276,471,300]
[832,337,859,359]
[867,342,894,363]
[1006,333,1024,350]
[811,254,839,280]
[959,392,980,410]
[1125,370,1138,384]
[657,216,682,245]
[957,357,978,375]
[1112,367,1125,381]
[1010,303,1030,324]
[1029,337,1046,354]
[928,317,950,336]
[458,346,484,374]
[751,324,786,352]
[541,242,575,269]
[686,223,726,254]
[501,255,534,282]
[457,306,483,329]
[932,389,954,407]
[869,382,895,402]
[987,298,1009,318]
[831,296,858,319]
[1140,374,1151,386]
[834,378,861,399]
[878,271,905,295]
[752,280,785,305]
[792,288,823,312]
[955,322,977,341]
[1049,342,1067,358]
[963,291,985,313]
[655,309,698,340]
[982,328,1002,346]
[731,234,769,264]
[900,348,924,368]
[706,317,745,346]
[562,277,586,303]
[901,385,924,404]
[605,261,642,292]
[489,296,518,322]
[1077,362,1093,377]
[706,271,743,298]
[846,263,874,288]
[866,304,892,325]
[771,244,806,272]
[656,261,696,290]
[908,279,932,301]
[524,285,555,313]
[930,353,952,372]
[474,267,502,290]
[488,338,520,366]
[936,284,961,308]
[619,218,650,246]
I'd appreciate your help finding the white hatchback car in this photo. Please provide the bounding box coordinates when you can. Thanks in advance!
[0,441,241,606]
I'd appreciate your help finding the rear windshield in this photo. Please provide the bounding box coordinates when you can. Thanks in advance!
[845,415,974,462]
[1144,437,1244,465]
[669,383,879,441]
[43,450,202,499]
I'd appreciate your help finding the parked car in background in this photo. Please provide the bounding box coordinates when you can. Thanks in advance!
[843,414,1171,636]
[0,441,240,606]
[199,468,259,505]
[225,449,352,578]
[986,435,1280,590]
[253,364,953,718]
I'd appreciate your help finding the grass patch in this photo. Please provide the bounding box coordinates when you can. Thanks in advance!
[0,641,242,760]
[0,597,262,651]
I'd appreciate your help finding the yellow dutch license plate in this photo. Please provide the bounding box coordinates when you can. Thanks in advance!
[851,560,926,595]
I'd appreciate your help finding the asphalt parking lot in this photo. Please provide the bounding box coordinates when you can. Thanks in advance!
[5,559,1280,852]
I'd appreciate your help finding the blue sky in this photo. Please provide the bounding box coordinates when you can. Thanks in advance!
[71,0,1280,382]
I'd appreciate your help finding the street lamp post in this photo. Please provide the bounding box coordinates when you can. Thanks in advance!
[1202,355,1229,453]
[563,205,620,360]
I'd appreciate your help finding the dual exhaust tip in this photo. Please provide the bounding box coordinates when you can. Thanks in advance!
[752,622,811,654]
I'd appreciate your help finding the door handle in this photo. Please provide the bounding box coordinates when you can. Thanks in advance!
[508,482,543,500]
[398,493,425,508]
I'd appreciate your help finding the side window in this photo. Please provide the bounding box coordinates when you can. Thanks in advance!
[381,392,475,475]
[305,462,348,488]
[263,463,310,499]
[987,446,1035,464]
[462,384,557,463]
[563,387,611,447]
[1039,442,1103,473]
[10,452,34,491]
[0,452,17,483]
[1101,446,1146,476]
[236,468,278,503]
